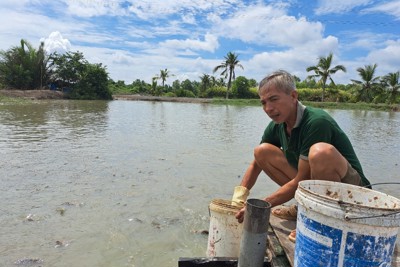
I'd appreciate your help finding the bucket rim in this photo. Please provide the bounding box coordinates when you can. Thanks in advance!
[298,180,400,212]
[209,198,242,213]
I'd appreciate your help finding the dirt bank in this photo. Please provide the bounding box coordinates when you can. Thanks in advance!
[0,90,212,103]
[0,89,67,100]
[113,94,213,103]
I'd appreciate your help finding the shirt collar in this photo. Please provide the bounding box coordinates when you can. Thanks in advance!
[293,101,306,128]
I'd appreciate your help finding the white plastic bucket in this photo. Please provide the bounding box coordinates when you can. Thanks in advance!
[206,199,243,257]
[294,180,400,267]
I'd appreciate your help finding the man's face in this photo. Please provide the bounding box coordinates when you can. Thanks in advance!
[259,86,297,124]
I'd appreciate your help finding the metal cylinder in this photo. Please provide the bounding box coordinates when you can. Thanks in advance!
[238,198,271,267]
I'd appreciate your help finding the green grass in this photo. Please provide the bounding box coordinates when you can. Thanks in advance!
[211,98,261,106]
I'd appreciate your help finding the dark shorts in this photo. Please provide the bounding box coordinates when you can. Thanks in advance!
[341,162,362,186]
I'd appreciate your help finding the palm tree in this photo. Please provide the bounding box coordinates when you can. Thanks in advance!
[306,53,346,102]
[209,76,225,87]
[36,41,50,89]
[199,74,211,97]
[213,52,243,99]
[381,71,400,104]
[0,39,50,89]
[351,64,380,102]
[156,68,173,87]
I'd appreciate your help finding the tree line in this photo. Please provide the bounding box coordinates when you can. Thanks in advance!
[0,39,399,104]
[0,39,112,100]
[111,51,399,104]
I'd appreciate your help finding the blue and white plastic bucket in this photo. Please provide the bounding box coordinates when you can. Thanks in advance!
[294,180,400,267]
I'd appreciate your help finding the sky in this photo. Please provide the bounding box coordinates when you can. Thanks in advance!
[0,0,399,85]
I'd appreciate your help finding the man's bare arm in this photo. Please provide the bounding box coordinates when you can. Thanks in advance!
[239,159,262,190]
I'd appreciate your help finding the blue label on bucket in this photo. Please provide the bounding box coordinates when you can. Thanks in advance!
[343,233,397,266]
[295,213,342,266]
[295,213,398,267]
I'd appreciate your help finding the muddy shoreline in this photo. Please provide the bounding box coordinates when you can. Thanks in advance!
[113,94,212,103]
[0,89,67,100]
[0,90,212,103]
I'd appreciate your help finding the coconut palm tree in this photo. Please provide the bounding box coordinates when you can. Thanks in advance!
[36,41,50,89]
[306,53,346,102]
[199,74,212,97]
[151,76,159,96]
[213,52,244,99]
[381,71,400,104]
[351,64,380,102]
[0,39,50,89]
[156,68,173,87]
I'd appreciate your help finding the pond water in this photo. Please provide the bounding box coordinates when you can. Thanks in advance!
[0,100,399,267]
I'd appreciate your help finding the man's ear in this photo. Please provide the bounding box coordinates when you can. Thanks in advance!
[291,90,298,101]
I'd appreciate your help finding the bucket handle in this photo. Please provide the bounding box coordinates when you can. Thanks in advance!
[364,182,400,187]
[344,210,400,221]
[337,200,400,221]
[345,182,400,220]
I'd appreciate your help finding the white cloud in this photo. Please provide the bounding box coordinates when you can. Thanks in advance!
[123,25,157,39]
[74,44,220,84]
[242,38,350,84]
[160,33,219,53]
[109,51,135,65]
[0,6,93,52]
[41,31,71,54]
[315,0,372,15]
[363,0,400,19]
[181,13,196,24]
[0,0,31,8]
[212,5,328,48]
[127,0,178,20]
[341,31,399,54]
[65,0,126,17]
[124,40,152,49]
[126,0,240,20]
[365,39,400,70]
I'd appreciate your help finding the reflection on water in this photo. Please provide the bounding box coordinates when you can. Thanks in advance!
[0,100,399,266]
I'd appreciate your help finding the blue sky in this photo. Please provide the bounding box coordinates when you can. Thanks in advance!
[1,0,399,85]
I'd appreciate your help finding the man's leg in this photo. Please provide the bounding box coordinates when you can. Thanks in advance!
[285,143,349,243]
[287,143,360,243]
[308,142,348,181]
[254,143,297,186]
[255,143,298,221]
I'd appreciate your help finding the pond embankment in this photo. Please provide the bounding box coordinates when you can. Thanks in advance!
[0,90,212,103]
[0,89,66,100]
[113,94,212,103]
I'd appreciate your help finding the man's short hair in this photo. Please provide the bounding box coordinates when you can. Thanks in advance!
[258,70,296,95]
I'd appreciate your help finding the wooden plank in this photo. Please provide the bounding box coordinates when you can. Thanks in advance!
[269,206,296,267]
[271,257,291,267]
[267,233,291,267]
[178,257,271,267]
[266,223,291,267]
[267,231,285,256]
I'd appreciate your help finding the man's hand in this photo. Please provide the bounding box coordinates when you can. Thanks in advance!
[235,207,245,223]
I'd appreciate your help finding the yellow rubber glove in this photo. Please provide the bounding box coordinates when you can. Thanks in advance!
[231,186,250,207]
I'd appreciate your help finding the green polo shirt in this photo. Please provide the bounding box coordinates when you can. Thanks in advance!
[261,102,370,187]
